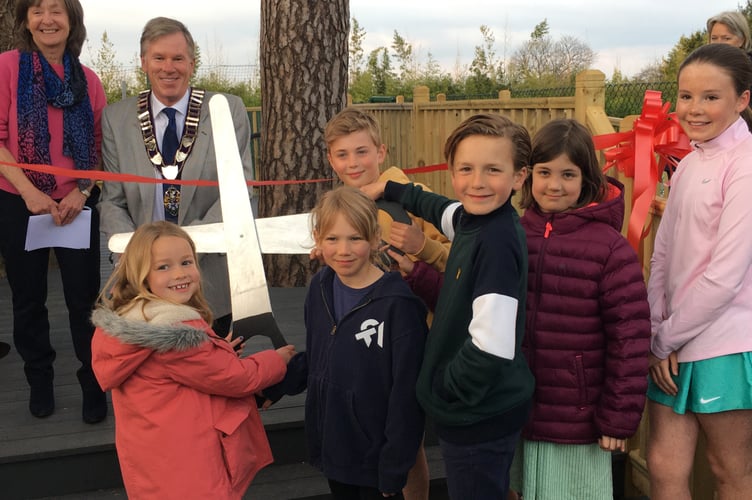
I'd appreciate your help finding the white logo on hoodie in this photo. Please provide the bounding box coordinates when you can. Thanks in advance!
[355,318,384,348]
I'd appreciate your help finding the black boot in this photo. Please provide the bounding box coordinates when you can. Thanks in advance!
[26,364,55,418]
[29,381,54,418]
[78,369,107,424]
[82,388,107,424]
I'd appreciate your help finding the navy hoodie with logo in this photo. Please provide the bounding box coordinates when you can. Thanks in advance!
[266,266,427,494]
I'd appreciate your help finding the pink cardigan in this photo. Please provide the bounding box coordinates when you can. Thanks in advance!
[649,117,752,362]
[0,49,106,198]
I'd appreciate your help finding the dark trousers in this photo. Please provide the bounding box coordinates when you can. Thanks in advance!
[439,430,521,500]
[0,188,101,392]
[328,479,404,500]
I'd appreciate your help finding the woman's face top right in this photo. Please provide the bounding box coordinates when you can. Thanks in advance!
[710,22,744,48]
[676,61,750,143]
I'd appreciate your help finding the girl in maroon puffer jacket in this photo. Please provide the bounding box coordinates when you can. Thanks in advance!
[511,118,651,500]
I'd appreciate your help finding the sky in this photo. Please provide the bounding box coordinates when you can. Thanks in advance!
[79,0,738,79]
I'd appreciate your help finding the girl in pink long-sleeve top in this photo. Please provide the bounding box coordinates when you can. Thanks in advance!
[647,43,752,499]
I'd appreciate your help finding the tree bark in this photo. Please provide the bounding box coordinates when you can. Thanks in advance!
[260,0,349,286]
[0,0,14,54]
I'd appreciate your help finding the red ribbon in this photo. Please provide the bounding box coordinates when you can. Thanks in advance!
[592,90,691,251]
[0,161,449,187]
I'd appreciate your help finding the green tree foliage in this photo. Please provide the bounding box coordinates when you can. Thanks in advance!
[368,47,394,96]
[531,19,550,40]
[90,31,125,103]
[741,0,752,27]
[608,68,629,84]
[466,25,506,95]
[391,30,416,84]
[420,52,463,96]
[130,52,149,94]
[660,30,705,82]
[349,17,366,84]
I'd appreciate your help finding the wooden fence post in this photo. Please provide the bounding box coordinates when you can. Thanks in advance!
[575,69,606,124]
[413,85,430,104]
[412,86,431,171]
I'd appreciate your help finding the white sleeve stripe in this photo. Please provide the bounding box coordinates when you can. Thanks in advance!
[469,294,518,360]
[441,202,462,241]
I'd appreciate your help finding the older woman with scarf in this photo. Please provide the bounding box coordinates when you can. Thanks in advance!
[0,0,106,423]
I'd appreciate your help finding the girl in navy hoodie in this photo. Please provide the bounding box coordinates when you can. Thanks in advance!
[265,186,427,499]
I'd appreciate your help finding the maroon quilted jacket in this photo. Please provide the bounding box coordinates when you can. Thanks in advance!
[519,178,650,444]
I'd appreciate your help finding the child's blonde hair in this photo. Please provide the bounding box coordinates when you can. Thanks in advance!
[98,221,213,323]
[324,108,383,150]
[311,186,382,263]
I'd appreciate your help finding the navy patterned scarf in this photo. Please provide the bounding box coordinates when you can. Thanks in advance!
[17,51,96,195]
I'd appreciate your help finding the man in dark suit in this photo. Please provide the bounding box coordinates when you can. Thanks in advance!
[99,17,253,334]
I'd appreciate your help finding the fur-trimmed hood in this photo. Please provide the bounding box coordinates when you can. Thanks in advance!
[91,301,208,353]
[91,301,212,390]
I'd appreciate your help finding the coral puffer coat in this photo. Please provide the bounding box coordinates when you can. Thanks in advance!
[91,301,286,499]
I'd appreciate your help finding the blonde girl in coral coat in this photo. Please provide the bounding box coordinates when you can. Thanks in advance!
[91,221,295,499]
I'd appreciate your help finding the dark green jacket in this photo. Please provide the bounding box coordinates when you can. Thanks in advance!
[385,181,534,443]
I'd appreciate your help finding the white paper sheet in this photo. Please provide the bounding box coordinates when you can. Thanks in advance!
[24,207,92,250]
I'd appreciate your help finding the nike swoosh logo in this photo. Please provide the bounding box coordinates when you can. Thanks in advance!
[700,396,721,404]
[702,178,711,184]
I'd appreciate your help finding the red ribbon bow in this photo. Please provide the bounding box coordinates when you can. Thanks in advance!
[593,90,692,251]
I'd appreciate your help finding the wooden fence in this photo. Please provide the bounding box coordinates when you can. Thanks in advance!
[348,69,612,198]
[245,69,613,198]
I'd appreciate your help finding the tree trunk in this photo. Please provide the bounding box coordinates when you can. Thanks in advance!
[0,0,13,53]
[260,1,349,286]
